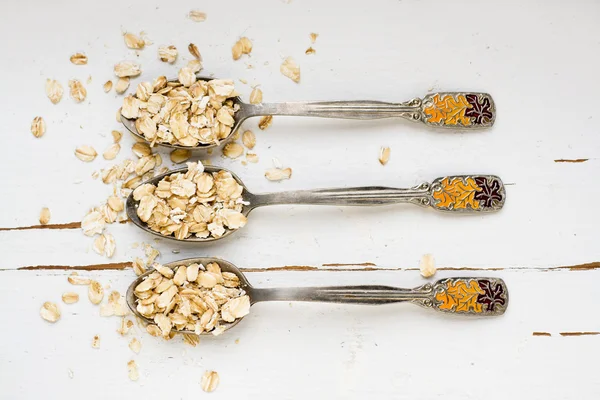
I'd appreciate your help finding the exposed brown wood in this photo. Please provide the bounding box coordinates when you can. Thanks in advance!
[19,262,132,271]
[559,332,599,337]
[554,158,589,163]
[532,332,552,337]
[322,262,377,267]
[0,221,81,231]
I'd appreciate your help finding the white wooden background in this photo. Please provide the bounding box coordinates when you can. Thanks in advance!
[1,0,599,398]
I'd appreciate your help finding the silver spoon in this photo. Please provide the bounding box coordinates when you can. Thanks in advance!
[126,166,506,243]
[125,257,509,336]
[121,75,496,151]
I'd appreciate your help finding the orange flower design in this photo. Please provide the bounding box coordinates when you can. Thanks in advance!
[432,177,481,210]
[424,94,472,126]
[435,280,484,313]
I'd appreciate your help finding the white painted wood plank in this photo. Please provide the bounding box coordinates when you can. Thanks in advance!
[1,269,598,399]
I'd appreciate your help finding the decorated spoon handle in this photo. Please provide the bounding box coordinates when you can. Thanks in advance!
[248,92,495,128]
[252,277,508,316]
[251,175,505,212]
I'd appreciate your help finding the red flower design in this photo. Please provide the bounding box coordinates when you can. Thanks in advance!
[464,94,493,125]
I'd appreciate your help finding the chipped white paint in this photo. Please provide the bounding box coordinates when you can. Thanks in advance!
[1,0,599,399]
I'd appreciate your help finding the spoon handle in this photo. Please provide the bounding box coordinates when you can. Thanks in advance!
[247,92,495,128]
[251,277,508,316]
[250,175,505,213]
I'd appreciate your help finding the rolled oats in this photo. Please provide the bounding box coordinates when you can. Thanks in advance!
[188,10,207,22]
[242,130,256,149]
[305,47,316,55]
[103,80,113,93]
[232,37,252,60]
[129,338,141,353]
[91,335,101,349]
[31,116,46,138]
[158,45,177,63]
[103,143,121,160]
[88,280,104,304]
[379,146,390,165]
[45,79,63,104]
[117,318,134,335]
[188,43,202,60]
[122,76,238,147]
[124,32,145,49]
[249,87,262,104]
[115,77,130,94]
[69,79,87,102]
[62,292,79,304]
[182,333,200,347]
[82,210,105,236]
[133,163,246,239]
[39,207,51,225]
[133,261,249,338]
[68,272,91,285]
[201,370,219,393]
[265,167,292,181]
[280,57,300,83]
[40,302,61,323]
[114,61,141,78]
[310,32,319,43]
[419,254,436,278]
[222,143,243,159]
[75,145,97,162]
[258,115,273,130]
[93,234,106,255]
[127,360,139,381]
[70,53,88,65]
[246,153,259,163]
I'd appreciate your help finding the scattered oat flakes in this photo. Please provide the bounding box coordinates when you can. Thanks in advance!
[69,79,87,102]
[258,115,273,130]
[124,32,145,49]
[232,37,252,60]
[242,130,256,149]
[40,302,61,323]
[305,47,316,55]
[280,57,300,83]
[103,143,121,160]
[188,10,207,22]
[117,318,134,335]
[170,149,191,164]
[158,45,177,63]
[183,333,200,347]
[201,371,220,393]
[146,324,161,336]
[379,146,390,165]
[39,207,51,225]
[45,79,63,104]
[31,116,45,138]
[222,143,243,159]
[105,233,116,257]
[70,53,88,65]
[62,292,79,304]
[249,87,262,104]
[127,360,139,381]
[310,33,319,43]
[132,257,147,276]
[103,80,113,93]
[129,338,141,354]
[132,142,152,158]
[75,145,97,162]
[88,281,104,304]
[115,77,130,94]
[68,272,91,285]
[246,153,259,163]
[188,43,202,60]
[420,254,436,278]
[265,167,292,181]
[91,335,101,349]
[114,61,141,78]
[111,130,123,143]
[187,59,203,73]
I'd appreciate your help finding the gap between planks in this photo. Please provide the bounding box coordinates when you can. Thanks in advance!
[8,261,600,272]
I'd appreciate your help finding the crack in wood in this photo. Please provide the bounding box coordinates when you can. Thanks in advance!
[532,332,552,336]
[554,158,589,163]
[0,221,81,231]
[19,262,132,271]
[559,332,599,337]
